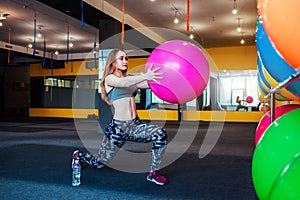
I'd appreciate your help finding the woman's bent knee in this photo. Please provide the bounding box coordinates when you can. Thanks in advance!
[152,128,168,149]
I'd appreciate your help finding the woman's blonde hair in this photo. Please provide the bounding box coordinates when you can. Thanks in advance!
[100,49,127,104]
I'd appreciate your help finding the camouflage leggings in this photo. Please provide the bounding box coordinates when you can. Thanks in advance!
[80,117,168,171]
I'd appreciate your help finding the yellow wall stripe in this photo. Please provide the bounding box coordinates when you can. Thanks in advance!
[29,108,264,122]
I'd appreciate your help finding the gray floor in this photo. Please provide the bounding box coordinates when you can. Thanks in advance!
[0,118,258,200]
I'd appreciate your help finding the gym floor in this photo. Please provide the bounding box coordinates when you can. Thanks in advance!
[0,118,258,200]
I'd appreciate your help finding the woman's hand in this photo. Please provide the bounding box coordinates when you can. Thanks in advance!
[144,63,163,84]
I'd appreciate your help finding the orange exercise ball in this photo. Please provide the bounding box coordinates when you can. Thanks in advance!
[257,0,300,70]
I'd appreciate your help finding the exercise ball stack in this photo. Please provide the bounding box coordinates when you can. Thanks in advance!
[253,1,300,199]
[145,40,210,104]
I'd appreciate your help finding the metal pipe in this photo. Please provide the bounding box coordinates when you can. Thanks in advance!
[264,70,300,123]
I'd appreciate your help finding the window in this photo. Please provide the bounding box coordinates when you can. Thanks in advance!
[217,70,259,108]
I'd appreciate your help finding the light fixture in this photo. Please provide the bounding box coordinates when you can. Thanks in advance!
[232,0,238,15]
[174,17,179,24]
[69,43,74,48]
[240,32,245,44]
[174,10,179,24]
[54,50,59,55]
[237,18,242,32]
[0,13,9,27]
[189,33,194,39]
[232,8,238,15]
[28,43,33,48]
[0,13,9,20]
[37,26,42,38]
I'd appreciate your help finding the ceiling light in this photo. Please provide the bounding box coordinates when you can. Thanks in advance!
[37,26,42,38]
[174,10,179,24]
[174,18,179,24]
[232,8,238,15]
[189,33,194,39]
[28,43,33,48]
[69,43,74,48]
[55,50,59,55]
[240,39,245,44]
[237,18,241,32]
[0,21,3,27]
[232,0,238,15]
[0,13,9,20]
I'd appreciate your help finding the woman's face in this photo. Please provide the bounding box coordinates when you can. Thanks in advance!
[114,51,128,71]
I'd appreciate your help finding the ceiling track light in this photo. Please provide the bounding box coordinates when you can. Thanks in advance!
[0,13,9,20]
[232,8,237,15]
[37,25,43,38]
[240,32,245,44]
[237,18,242,32]
[174,9,179,24]
[232,0,238,15]
[188,26,195,39]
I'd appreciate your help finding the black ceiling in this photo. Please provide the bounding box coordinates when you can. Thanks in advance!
[36,0,111,29]
[0,0,158,67]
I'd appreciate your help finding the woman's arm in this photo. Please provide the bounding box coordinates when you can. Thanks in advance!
[106,66,162,88]
[136,80,149,89]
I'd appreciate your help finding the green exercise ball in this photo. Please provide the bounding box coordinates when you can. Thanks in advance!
[268,153,300,200]
[252,108,300,200]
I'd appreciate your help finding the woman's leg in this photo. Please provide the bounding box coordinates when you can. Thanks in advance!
[119,119,168,185]
[79,121,127,168]
[114,119,168,172]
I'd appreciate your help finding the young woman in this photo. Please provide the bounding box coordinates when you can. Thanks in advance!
[235,96,248,111]
[72,49,168,186]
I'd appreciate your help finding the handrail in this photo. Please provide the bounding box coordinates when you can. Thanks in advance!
[264,70,300,122]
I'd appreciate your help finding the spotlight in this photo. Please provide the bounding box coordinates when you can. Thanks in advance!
[174,17,179,24]
[37,26,43,38]
[232,0,238,15]
[189,33,194,39]
[174,10,179,24]
[232,8,238,15]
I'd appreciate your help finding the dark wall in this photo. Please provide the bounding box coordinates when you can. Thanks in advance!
[0,66,30,117]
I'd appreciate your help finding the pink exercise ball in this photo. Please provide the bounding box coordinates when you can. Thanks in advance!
[145,40,210,104]
[255,104,300,145]
[246,96,253,103]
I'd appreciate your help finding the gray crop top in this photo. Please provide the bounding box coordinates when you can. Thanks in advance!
[107,85,138,102]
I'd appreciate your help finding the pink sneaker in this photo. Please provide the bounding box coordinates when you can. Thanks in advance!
[147,170,167,185]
